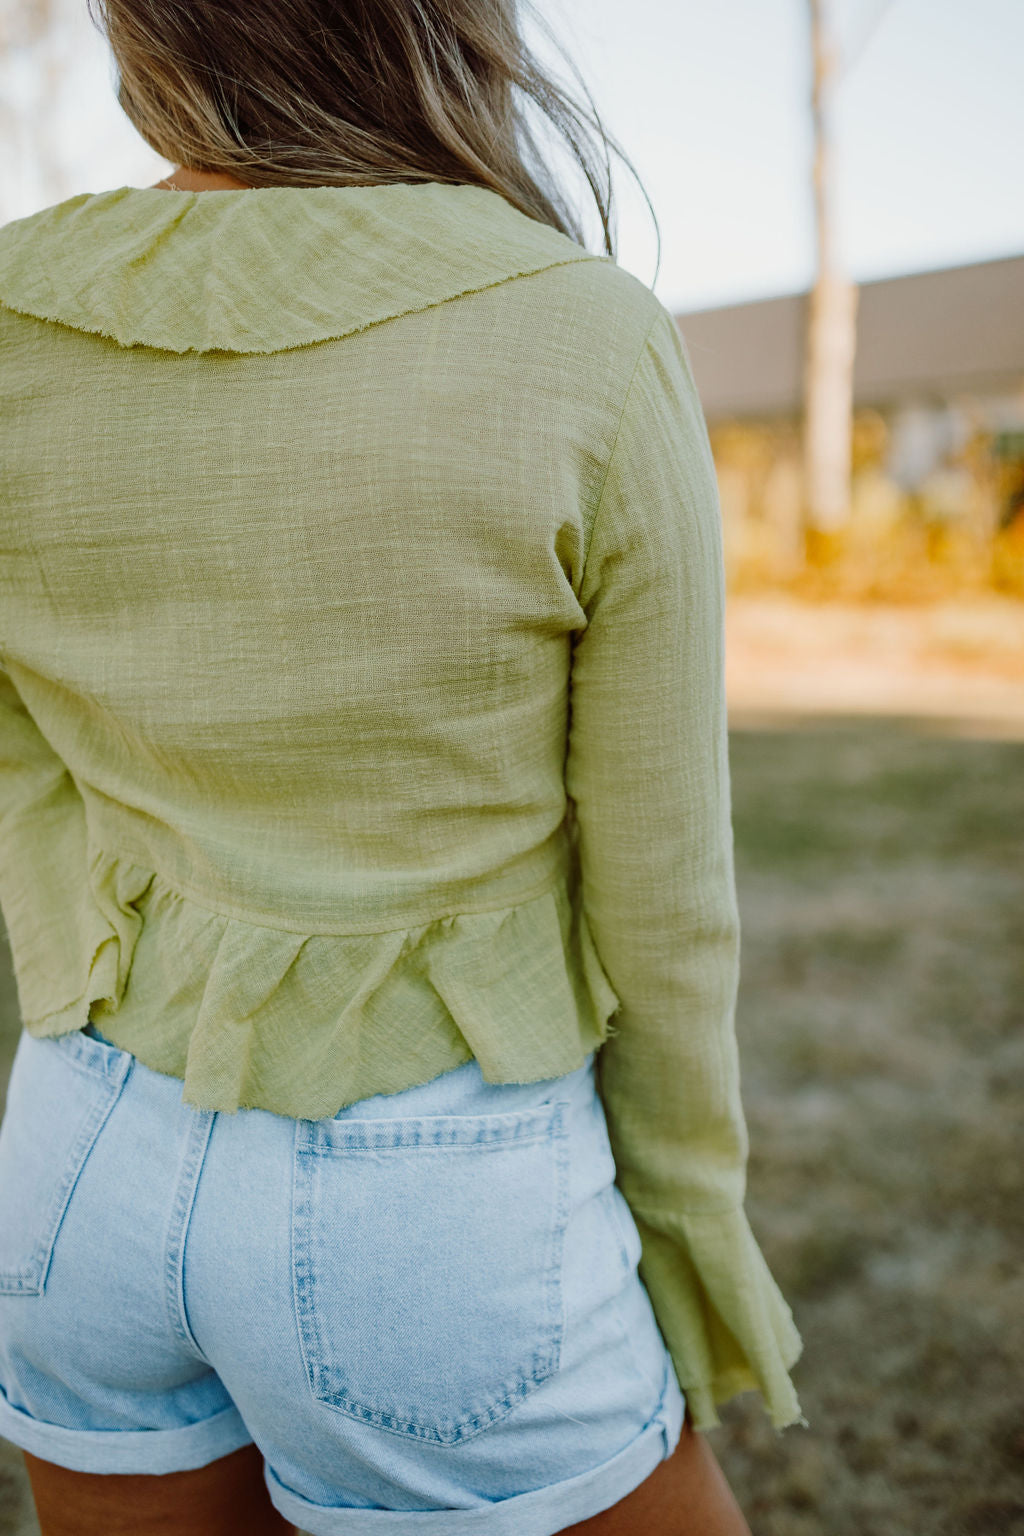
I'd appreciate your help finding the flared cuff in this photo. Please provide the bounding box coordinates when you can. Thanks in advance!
[629,1202,807,1433]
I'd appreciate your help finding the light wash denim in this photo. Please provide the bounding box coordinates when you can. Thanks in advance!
[0,1022,684,1536]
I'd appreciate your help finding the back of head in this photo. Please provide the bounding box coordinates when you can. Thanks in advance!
[85,0,660,269]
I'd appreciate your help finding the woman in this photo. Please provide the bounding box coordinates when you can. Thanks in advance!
[0,2,805,1533]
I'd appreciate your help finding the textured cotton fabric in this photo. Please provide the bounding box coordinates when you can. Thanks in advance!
[0,180,804,1431]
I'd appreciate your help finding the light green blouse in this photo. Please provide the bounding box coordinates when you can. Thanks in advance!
[0,180,804,1432]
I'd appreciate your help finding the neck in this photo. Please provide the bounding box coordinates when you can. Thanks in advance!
[149,166,252,192]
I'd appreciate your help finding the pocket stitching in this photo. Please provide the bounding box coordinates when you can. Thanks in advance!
[298,1100,565,1154]
[291,1099,571,1444]
[0,1037,131,1294]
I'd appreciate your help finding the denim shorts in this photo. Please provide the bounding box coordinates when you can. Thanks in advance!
[0,1022,684,1536]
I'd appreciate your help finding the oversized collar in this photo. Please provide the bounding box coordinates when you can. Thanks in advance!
[0,180,605,354]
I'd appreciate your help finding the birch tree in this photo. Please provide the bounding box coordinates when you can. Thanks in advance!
[802,0,897,558]
[802,0,859,556]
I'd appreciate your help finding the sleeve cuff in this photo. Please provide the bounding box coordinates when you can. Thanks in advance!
[629,1201,808,1433]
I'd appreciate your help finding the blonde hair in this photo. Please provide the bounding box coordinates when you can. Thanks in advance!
[86,0,659,266]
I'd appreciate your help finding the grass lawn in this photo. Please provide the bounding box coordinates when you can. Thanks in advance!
[0,717,1022,1535]
[718,719,1024,1535]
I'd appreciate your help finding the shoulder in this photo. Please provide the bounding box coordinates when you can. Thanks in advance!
[531,253,669,345]
[506,253,678,414]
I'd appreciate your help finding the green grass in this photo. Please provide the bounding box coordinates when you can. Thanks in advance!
[1,717,1023,1535]
[723,719,1024,1535]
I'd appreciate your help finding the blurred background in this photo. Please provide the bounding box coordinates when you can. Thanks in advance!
[1,2,1022,1533]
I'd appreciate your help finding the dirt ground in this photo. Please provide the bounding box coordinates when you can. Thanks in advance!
[726,593,1024,740]
[1,597,1022,1535]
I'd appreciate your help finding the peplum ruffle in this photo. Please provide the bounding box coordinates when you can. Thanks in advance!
[22,846,623,1120]
[14,844,806,1431]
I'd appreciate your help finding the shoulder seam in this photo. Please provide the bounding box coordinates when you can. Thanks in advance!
[582,302,667,584]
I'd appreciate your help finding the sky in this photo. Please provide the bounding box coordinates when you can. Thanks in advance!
[3,0,1023,314]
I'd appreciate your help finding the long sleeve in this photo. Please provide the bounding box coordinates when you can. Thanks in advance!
[0,660,146,1035]
[564,305,806,1431]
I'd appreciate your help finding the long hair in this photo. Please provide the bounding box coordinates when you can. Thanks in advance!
[85,0,659,269]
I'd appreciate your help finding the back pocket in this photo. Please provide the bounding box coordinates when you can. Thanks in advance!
[292,1097,571,1445]
[0,1029,131,1295]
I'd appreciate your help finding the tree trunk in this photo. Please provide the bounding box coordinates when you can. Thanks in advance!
[803,0,859,554]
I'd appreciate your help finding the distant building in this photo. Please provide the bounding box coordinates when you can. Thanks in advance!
[674,254,1024,587]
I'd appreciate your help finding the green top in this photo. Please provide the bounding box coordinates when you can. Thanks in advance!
[0,180,804,1431]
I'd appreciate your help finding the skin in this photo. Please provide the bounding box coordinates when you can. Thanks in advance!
[23,156,753,1536]
[149,164,253,191]
[23,1406,752,1535]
